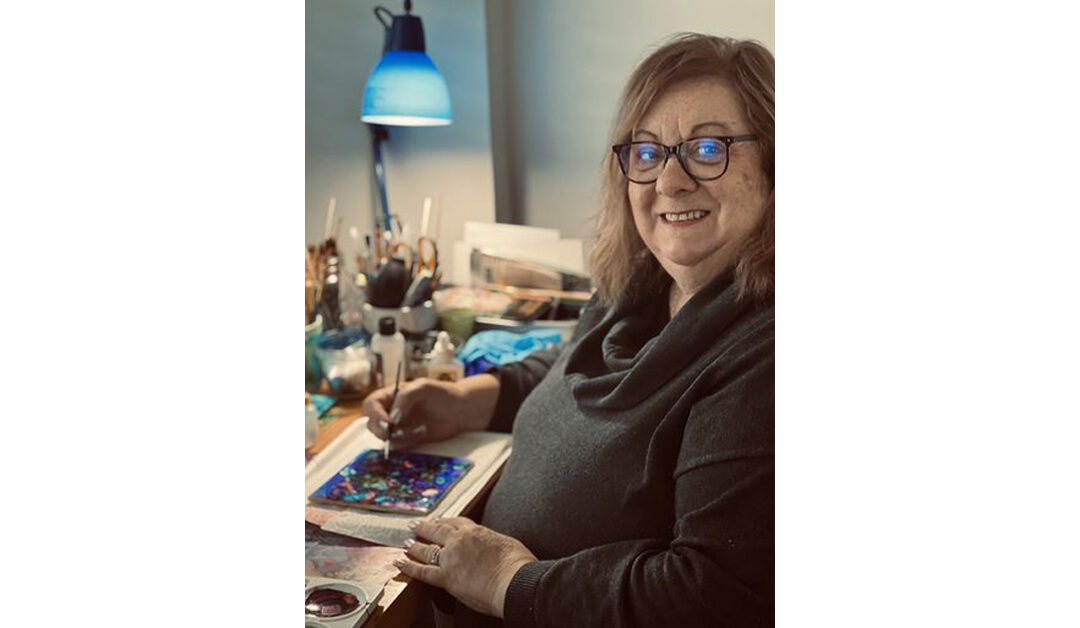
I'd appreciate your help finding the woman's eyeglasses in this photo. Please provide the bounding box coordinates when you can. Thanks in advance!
[612,135,757,184]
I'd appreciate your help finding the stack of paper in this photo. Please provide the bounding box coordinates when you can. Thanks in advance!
[451,221,585,285]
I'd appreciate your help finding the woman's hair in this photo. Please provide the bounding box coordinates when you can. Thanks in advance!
[589,33,775,306]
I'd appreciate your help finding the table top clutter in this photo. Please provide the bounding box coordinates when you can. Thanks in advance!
[305,399,511,628]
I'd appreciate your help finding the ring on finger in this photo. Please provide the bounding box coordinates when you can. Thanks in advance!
[429,545,442,566]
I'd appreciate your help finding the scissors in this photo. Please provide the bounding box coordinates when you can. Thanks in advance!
[401,237,440,306]
[416,236,439,274]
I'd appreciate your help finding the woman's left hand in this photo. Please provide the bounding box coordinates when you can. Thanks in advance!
[394,517,538,618]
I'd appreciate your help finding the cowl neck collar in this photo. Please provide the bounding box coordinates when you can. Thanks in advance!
[564,269,749,410]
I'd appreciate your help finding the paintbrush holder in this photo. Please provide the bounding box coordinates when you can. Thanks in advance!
[362,300,437,336]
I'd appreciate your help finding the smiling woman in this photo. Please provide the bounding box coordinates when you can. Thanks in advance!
[367,32,776,628]
[593,34,775,311]
[626,78,771,314]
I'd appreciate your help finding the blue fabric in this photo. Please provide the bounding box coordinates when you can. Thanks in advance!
[308,394,336,418]
[458,330,563,377]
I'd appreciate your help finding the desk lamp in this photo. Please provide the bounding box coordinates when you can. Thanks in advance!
[361,0,452,234]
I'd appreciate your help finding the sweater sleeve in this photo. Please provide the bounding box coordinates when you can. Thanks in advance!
[502,336,775,627]
[485,345,562,433]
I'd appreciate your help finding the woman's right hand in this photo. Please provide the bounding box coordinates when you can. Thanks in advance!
[362,373,500,449]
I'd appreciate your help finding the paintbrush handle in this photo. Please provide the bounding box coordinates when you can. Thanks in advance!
[384,361,403,460]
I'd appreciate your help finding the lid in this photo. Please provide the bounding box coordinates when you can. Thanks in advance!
[378,316,397,335]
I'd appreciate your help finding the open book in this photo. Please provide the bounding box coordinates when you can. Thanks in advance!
[305,418,513,547]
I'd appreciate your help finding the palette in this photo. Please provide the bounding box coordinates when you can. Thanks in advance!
[309,449,473,515]
[305,577,382,628]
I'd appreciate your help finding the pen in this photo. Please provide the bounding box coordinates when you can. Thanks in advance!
[384,361,403,461]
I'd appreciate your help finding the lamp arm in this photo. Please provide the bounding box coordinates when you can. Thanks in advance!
[369,124,393,234]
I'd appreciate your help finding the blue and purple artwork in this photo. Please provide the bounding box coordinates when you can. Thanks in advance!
[309,450,473,514]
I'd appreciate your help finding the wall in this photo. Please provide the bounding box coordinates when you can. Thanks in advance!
[306,0,495,260]
[487,0,775,261]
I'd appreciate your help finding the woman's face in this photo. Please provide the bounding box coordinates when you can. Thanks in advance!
[628,78,769,283]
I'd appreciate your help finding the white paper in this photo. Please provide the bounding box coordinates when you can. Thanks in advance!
[452,240,472,286]
[305,419,512,547]
[463,221,560,247]
[485,240,585,274]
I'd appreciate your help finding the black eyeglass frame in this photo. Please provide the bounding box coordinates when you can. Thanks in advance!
[612,135,758,184]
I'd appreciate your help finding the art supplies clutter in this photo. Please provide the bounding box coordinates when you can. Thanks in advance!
[307,203,586,397]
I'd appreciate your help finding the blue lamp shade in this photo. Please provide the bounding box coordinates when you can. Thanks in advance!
[362,51,452,127]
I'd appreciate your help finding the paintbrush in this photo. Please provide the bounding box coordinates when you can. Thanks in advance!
[323,197,336,241]
[384,361,403,461]
[420,196,432,238]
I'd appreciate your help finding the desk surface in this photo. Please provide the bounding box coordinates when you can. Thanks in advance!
[307,398,504,628]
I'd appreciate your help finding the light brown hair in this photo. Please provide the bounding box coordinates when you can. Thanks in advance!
[590,33,775,305]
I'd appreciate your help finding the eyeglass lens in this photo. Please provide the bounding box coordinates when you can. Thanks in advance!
[305,588,361,617]
[619,138,728,181]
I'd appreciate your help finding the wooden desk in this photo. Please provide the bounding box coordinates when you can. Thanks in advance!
[307,398,505,628]
[307,398,366,457]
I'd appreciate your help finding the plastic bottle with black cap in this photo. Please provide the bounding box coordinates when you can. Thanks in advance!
[370,316,406,388]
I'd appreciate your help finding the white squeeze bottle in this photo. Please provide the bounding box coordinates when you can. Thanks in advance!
[371,316,406,387]
[427,331,465,382]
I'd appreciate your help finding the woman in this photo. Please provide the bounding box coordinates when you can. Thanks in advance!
[364,33,775,627]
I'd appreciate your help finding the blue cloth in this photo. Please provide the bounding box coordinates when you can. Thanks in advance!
[458,330,563,377]
[308,394,336,418]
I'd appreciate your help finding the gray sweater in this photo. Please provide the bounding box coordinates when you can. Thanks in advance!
[460,270,774,627]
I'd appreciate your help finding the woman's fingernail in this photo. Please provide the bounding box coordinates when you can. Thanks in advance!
[408,520,419,530]
[403,538,415,549]
[390,408,402,424]
[392,559,404,568]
